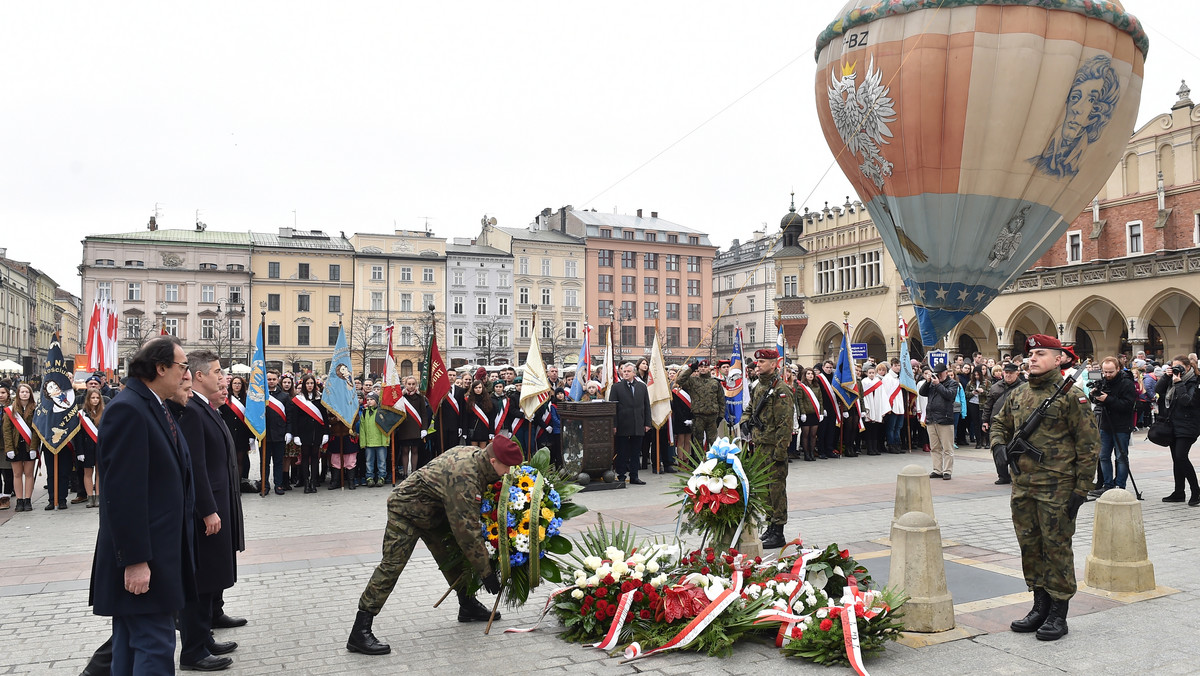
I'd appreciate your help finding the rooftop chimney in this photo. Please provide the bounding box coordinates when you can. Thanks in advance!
[651,211,657,219]
[636,209,643,218]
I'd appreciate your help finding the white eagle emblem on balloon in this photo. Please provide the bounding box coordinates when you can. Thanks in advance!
[829,58,896,189]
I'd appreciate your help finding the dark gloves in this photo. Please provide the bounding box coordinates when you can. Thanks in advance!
[997,443,1018,476]
[687,359,699,370]
[1067,491,1088,521]
[481,572,501,595]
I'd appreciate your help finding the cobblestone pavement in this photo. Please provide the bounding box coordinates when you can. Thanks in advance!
[3,437,1199,675]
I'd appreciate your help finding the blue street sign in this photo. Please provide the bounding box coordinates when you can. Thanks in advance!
[850,343,869,360]
[927,350,949,370]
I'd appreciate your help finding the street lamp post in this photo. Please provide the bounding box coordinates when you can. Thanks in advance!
[159,301,169,336]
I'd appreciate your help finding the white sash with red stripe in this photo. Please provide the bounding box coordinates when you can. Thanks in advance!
[798,384,823,422]
[79,412,99,443]
[293,395,324,424]
[493,397,509,435]
[227,394,247,423]
[673,388,692,408]
[472,403,492,430]
[268,395,287,421]
[815,374,841,421]
[400,395,423,428]
[4,406,32,446]
[444,388,461,414]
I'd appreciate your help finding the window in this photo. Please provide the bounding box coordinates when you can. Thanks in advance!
[565,260,577,278]
[783,275,798,297]
[165,284,179,302]
[400,267,412,282]
[748,325,756,344]
[370,292,383,311]
[859,251,881,288]
[452,327,464,348]
[688,236,699,245]
[125,316,141,339]
[666,327,680,347]
[668,234,679,244]
[519,319,530,339]
[687,256,700,272]
[1195,212,1200,245]
[519,257,529,275]
[202,285,215,303]
[644,302,658,319]
[225,263,245,272]
[97,281,112,300]
[202,318,216,340]
[564,289,577,307]
[688,303,701,321]
[298,263,310,280]
[477,297,487,315]
[230,319,241,341]
[665,255,679,271]
[598,299,613,317]
[453,296,464,314]
[423,268,434,283]
[401,293,413,312]
[666,302,680,320]
[597,250,613,267]
[328,326,339,346]
[95,259,115,267]
[621,300,636,318]
[328,295,341,313]
[497,329,509,348]
[127,283,141,301]
[423,293,434,310]
[725,275,735,291]
[329,264,341,281]
[519,287,529,304]
[371,265,383,281]
[453,270,464,286]
[748,296,755,312]
[623,230,635,240]
[815,250,883,294]
[296,325,309,346]
[622,325,636,346]
[644,253,658,270]
[498,271,509,286]
[621,251,636,268]
[297,294,310,312]
[269,262,280,279]
[644,277,658,294]
[267,325,280,345]
[369,325,385,345]
[542,259,551,276]
[645,232,657,243]
[816,259,835,294]
[498,297,509,315]
[476,332,489,349]
[600,229,612,238]
[541,287,552,305]
[470,271,484,288]
[747,272,756,286]
[644,326,657,346]
[598,275,613,292]
[229,286,242,303]
[688,327,701,347]
[622,276,636,293]
[165,318,179,336]
[1066,230,1083,264]
[542,320,553,339]
[125,259,144,267]
[1126,221,1143,255]
[400,326,413,346]
[687,280,700,296]
[267,294,280,311]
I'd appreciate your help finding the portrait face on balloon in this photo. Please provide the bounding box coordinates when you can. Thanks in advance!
[1031,55,1121,179]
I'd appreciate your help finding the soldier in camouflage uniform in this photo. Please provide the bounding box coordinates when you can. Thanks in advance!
[346,436,525,655]
[990,334,1098,642]
[742,349,793,549]
[677,359,724,451]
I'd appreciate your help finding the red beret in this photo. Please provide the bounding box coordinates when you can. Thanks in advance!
[1024,334,1078,365]
[697,359,710,367]
[491,435,523,467]
[474,367,488,382]
[754,348,779,360]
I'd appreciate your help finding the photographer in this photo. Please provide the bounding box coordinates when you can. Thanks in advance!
[920,363,961,480]
[1154,355,1200,506]
[1088,356,1136,497]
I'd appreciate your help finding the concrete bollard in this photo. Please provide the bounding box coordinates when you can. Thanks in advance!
[889,511,955,632]
[738,524,764,559]
[894,464,936,522]
[1085,488,1156,593]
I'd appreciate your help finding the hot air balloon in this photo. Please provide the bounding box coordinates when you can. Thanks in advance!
[814,0,1148,345]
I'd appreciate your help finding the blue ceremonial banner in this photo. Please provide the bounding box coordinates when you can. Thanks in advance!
[775,322,786,368]
[724,326,748,426]
[33,337,80,454]
[833,327,859,408]
[245,323,267,441]
[569,324,591,402]
[322,325,359,428]
[898,314,918,394]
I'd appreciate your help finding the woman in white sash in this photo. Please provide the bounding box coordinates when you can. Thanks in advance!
[2,383,40,512]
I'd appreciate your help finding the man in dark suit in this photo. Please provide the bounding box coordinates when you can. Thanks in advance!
[90,336,197,676]
[263,370,291,495]
[177,350,247,671]
[608,362,652,485]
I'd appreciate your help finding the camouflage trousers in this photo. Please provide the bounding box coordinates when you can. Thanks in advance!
[358,494,463,616]
[692,415,720,450]
[1010,477,1077,600]
[766,454,789,526]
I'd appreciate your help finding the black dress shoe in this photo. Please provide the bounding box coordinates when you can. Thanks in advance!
[458,596,499,622]
[994,478,1011,485]
[629,478,646,485]
[207,641,238,655]
[212,614,248,629]
[180,655,233,671]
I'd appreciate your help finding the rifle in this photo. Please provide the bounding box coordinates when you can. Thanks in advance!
[739,374,779,440]
[1006,369,1078,476]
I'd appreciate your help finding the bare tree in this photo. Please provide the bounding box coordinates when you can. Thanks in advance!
[412,310,443,357]
[348,313,382,378]
[469,315,508,366]
[702,321,723,361]
[121,320,160,360]
[538,319,572,367]
[199,313,236,365]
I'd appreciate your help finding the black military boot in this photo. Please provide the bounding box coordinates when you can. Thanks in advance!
[761,524,785,549]
[346,610,390,655]
[1011,588,1052,632]
[458,591,499,622]
[1035,598,1070,641]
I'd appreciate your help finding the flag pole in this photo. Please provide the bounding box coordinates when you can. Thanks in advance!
[259,313,269,498]
[338,315,346,491]
[430,304,443,457]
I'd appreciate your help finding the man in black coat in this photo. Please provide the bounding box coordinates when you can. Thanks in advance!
[263,370,291,495]
[1091,356,1137,496]
[177,350,247,671]
[608,362,652,485]
[90,336,196,676]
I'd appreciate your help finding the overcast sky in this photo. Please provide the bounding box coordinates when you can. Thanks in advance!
[2,1,1196,294]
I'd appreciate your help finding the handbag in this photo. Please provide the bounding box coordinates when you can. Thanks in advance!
[1147,418,1174,447]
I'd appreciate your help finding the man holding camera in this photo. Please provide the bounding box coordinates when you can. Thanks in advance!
[990,334,1098,642]
[921,363,961,480]
[1089,356,1136,497]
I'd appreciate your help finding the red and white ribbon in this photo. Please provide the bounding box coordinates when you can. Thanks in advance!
[444,389,461,414]
[227,394,246,422]
[4,406,32,446]
[621,571,744,663]
[400,395,423,428]
[840,584,869,676]
[267,395,287,421]
[79,412,99,443]
[588,589,639,652]
[293,395,324,424]
[472,403,492,430]
[493,397,509,435]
